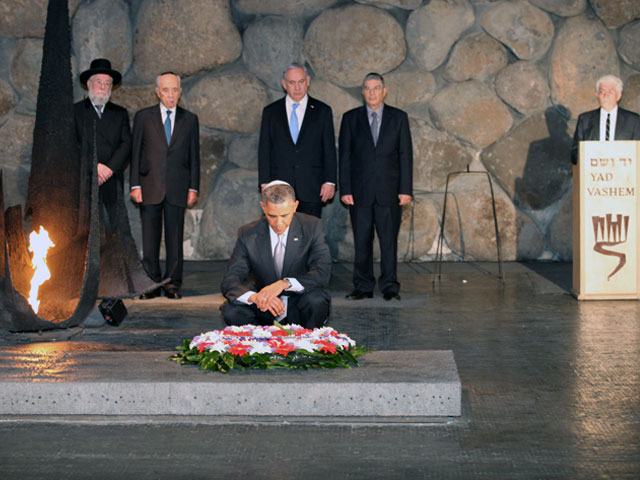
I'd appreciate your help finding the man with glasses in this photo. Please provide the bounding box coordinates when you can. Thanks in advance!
[339,73,413,302]
[571,74,640,164]
[74,58,132,326]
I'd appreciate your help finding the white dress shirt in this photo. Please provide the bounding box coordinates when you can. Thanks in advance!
[236,225,304,321]
[285,94,308,130]
[599,106,618,141]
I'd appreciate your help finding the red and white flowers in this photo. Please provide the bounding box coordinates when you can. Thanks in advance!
[189,324,356,357]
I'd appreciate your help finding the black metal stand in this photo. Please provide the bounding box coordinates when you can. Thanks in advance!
[434,167,504,282]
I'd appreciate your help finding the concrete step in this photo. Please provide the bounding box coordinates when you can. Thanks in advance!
[0,350,460,417]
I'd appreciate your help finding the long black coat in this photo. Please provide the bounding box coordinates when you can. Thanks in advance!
[74,98,131,206]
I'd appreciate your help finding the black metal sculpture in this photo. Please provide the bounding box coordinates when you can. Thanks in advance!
[1,0,161,331]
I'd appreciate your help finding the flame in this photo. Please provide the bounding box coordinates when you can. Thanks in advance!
[27,226,55,314]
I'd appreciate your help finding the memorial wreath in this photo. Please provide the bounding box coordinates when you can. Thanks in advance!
[170,322,369,373]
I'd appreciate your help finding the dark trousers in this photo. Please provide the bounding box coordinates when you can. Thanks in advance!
[220,289,330,329]
[349,203,402,294]
[296,201,322,219]
[140,200,185,288]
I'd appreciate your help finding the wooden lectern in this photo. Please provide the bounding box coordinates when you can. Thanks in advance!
[572,140,640,299]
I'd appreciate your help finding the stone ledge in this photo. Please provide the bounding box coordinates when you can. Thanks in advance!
[0,350,461,417]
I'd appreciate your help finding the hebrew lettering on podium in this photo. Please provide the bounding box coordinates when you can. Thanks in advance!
[592,213,629,280]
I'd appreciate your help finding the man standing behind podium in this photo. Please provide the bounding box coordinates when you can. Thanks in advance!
[258,63,337,218]
[220,181,331,329]
[130,72,200,300]
[571,74,640,164]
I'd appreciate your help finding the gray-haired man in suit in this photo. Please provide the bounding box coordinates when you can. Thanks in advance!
[571,74,640,164]
[130,72,200,299]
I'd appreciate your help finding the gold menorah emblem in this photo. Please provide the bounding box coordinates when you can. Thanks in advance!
[592,213,629,280]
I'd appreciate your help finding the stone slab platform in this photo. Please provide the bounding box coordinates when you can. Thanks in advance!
[0,350,460,417]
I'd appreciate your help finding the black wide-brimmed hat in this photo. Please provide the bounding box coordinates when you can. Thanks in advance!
[79,58,122,86]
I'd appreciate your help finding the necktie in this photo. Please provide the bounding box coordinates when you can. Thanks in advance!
[95,106,102,119]
[605,113,610,141]
[371,112,379,145]
[164,110,172,144]
[274,234,284,278]
[289,103,299,144]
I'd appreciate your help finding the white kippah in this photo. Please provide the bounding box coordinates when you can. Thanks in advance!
[263,180,291,189]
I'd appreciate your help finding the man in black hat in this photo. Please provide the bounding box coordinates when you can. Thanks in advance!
[74,58,132,326]
[74,58,131,207]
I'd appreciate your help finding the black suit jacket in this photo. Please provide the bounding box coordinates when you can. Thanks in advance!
[221,213,332,303]
[571,107,640,164]
[339,104,413,206]
[74,98,131,205]
[258,96,337,202]
[130,104,200,207]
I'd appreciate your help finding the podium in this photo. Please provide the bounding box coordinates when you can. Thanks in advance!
[572,140,640,299]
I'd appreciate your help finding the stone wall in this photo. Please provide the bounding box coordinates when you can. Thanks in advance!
[1,0,639,262]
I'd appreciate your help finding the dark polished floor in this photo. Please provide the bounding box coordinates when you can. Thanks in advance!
[1,261,639,479]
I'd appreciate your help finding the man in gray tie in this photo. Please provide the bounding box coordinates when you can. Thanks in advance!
[258,63,337,218]
[220,181,332,328]
[339,72,413,301]
[571,74,640,164]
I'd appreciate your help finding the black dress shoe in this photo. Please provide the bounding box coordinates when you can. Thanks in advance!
[139,288,161,300]
[164,287,182,299]
[345,290,373,300]
[383,292,401,301]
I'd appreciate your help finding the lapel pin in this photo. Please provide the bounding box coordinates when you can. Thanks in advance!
[293,237,299,242]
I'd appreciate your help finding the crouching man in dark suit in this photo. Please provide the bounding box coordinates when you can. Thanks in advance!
[220,181,331,328]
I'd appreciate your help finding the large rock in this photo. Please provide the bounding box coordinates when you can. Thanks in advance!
[304,5,406,87]
[196,130,228,208]
[109,84,159,124]
[548,191,572,261]
[494,61,550,116]
[72,0,132,80]
[589,0,640,28]
[0,0,80,37]
[0,113,34,207]
[410,117,474,192]
[308,78,361,137]
[384,68,435,110]
[0,78,18,119]
[442,174,544,261]
[134,0,242,83]
[620,74,640,114]
[481,108,573,211]
[196,168,262,259]
[550,16,618,119]
[10,38,43,112]
[444,33,508,82]
[529,0,585,17]
[429,80,513,149]
[242,16,304,91]
[233,0,337,16]
[397,195,441,261]
[406,0,474,72]
[354,0,422,9]
[228,134,258,170]
[188,70,269,133]
[480,0,554,61]
[619,20,640,70]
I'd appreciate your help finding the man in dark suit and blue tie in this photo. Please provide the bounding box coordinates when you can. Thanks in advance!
[258,63,337,218]
[130,72,200,299]
[571,74,640,164]
[339,73,413,301]
[220,181,331,329]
